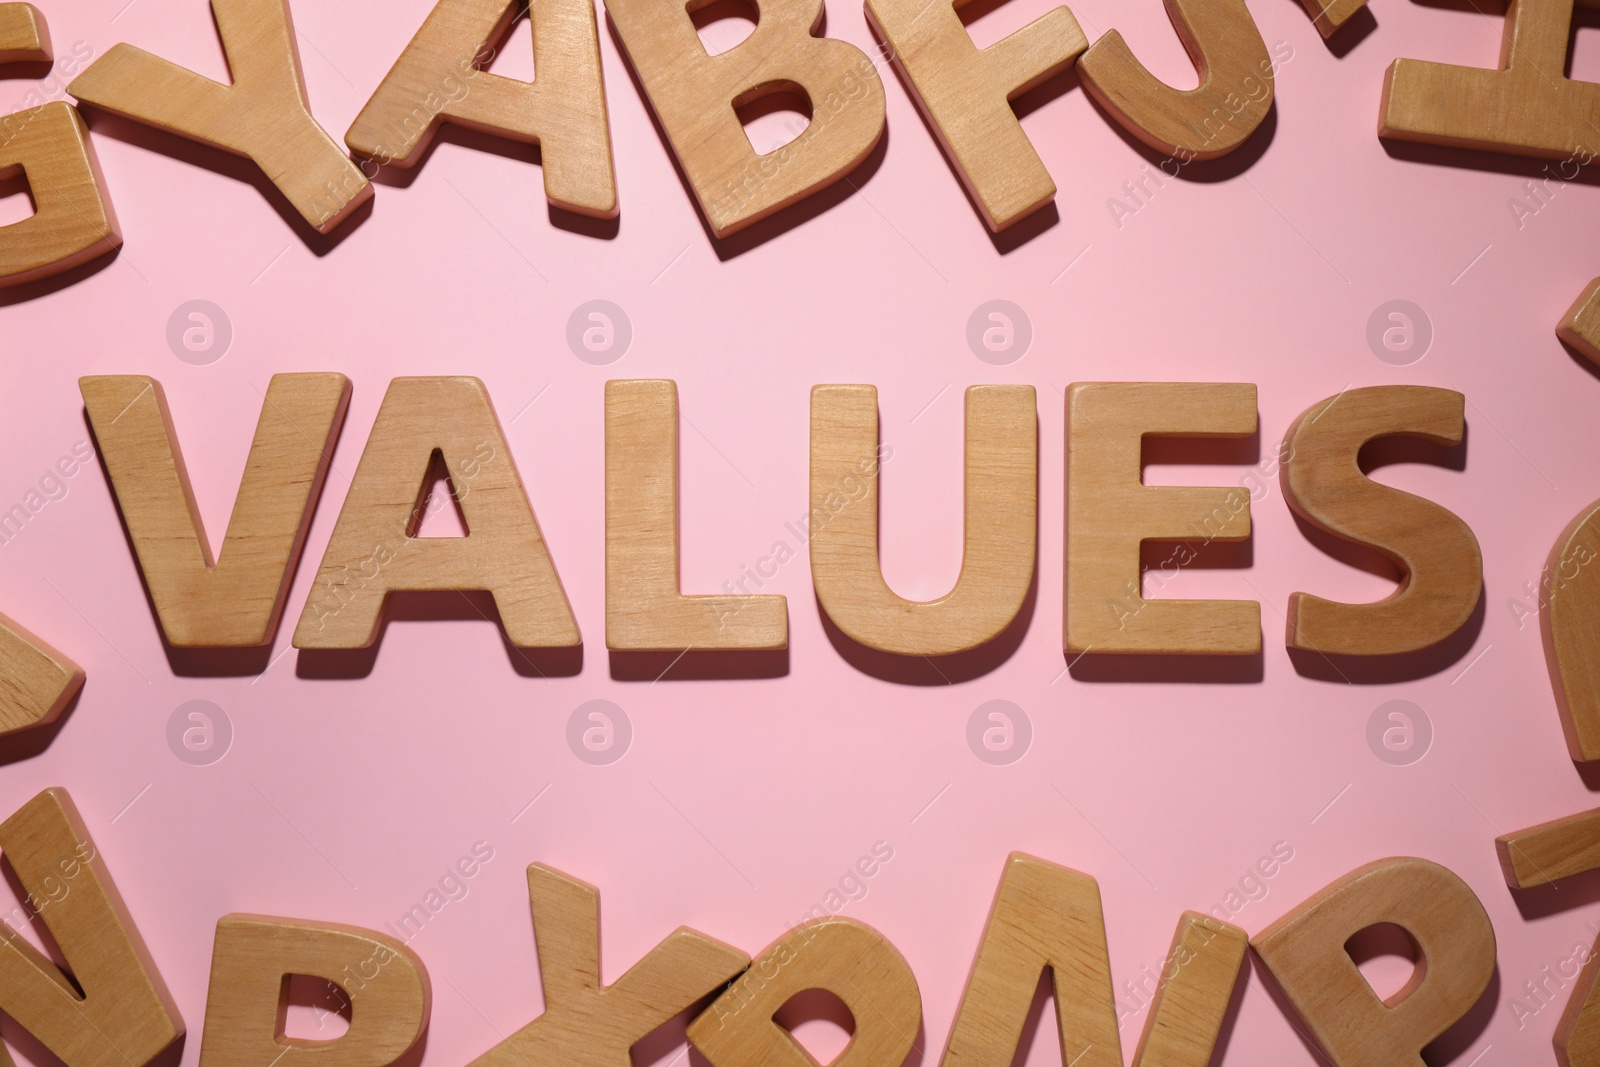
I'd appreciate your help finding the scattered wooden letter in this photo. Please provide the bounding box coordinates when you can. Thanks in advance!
[1131,912,1247,1067]
[809,384,1036,656]
[1380,0,1600,159]
[1252,857,1495,1067]
[470,864,749,1067]
[1077,0,1273,160]
[1280,385,1481,657]
[940,855,1242,1067]
[0,4,48,66]
[689,917,920,1067]
[69,0,371,233]
[1495,805,1600,889]
[294,376,579,651]
[606,379,786,651]
[347,0,617,217]
[1558,926,1600,1066]
[1543,496,1600,761]
[82,374,350,648]
[0,788,184,1067]
[1296,0,1369,39]
[1064,382,1259,656]
[603,0,886,236]
[1559,277,1600,368]
[199,915,429,1067]
[0,100,120,287]
[941,852,1122,1067]
[862,0,1085,230]
[0,610,83,734]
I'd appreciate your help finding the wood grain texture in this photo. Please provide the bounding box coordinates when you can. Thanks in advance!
[82,373,349,648]
[1296,0,1369,39]
[69,0,371,233]
[942,852,1121,1067]
[345,0,617,217]
[1495,805,1600,889]
[603,0,885,236]
[689,917,920,1067]
[0,788,184,1067]
[0,610,83,734]
[1543,496,1600,761]
[1064,382,1259,656]
[1559,277,1600,367]
[1131,912,1247,1067]
[0,4,49,65]
[0,101,121,287]
[1379,0,1600,159]
[1077,0,1272,160]
[199,915,429,1067]
[862,0,1084,231]
[294,376,579,650]
[809,384,1035,656]
[943,856,1245,1067]
[1558,927,1600,1067]
[606,379,786,651]
[1251,857,1496,1067]
[1280,386,1481,657]
[471,865,749,1067]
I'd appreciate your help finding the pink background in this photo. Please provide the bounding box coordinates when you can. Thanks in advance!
[2,0,1598,1062]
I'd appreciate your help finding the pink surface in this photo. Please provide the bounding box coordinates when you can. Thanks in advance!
[1,0,1597,1062]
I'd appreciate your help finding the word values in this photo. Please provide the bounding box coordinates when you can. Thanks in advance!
[69,375,1483,670]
